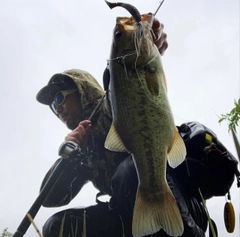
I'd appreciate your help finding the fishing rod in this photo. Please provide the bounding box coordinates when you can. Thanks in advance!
[12,158,68,237]
[12,94,105,237]
[154,0,165,16]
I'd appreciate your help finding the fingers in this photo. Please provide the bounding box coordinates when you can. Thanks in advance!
[141,13,169,56]
[152,20,168,56]
[155,32,168,56]
[152,18,163,41]
[65,120,92,148]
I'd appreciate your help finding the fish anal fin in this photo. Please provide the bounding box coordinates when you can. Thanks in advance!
[132,184,184,237]
[167,128,186,168]
[104,123,128,152]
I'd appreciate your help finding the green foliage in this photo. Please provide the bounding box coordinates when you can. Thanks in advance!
[219,98,240,132]
[1,229,12,237]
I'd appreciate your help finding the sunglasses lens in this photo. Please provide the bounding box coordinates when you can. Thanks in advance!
[51,89,77,114]
[55,92,64,105]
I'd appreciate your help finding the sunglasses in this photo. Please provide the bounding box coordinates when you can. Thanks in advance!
[51,89,77,113]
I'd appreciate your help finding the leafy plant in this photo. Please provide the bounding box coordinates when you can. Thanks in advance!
[1,229,12,237]
[218,98,240,132]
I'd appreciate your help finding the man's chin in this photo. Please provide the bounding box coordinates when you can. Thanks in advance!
[66,117,79,130]
[65,111,90,130]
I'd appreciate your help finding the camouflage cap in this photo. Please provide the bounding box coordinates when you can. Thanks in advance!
[36,69,104,110]
[36,74,77,105]
[64,69,105,111]
[36,69,107,125]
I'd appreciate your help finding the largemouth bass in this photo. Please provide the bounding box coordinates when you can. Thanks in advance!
[104,1,186,236]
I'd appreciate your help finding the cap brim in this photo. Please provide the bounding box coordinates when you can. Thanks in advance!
[36,74,76,105]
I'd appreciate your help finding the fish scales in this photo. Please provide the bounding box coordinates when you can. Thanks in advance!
[104,7,186,237]
[110,66,173,187]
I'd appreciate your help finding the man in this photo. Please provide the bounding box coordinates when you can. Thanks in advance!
[37,17,207,237]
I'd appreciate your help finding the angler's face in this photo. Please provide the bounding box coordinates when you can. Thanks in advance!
[53,91,82,130]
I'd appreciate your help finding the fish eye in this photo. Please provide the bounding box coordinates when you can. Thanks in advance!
[115,31,122,37]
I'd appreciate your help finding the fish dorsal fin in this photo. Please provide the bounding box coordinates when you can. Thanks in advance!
[104,123,128,152]
[167,128,186,168]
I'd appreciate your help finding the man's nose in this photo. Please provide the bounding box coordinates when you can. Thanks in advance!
[55,103,64,114]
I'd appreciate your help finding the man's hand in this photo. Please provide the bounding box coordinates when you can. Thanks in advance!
[152,17,168,56]
[65,120,92,148]
[141,14,168,56]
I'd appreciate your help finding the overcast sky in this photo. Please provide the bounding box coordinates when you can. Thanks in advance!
[0,0,239,236]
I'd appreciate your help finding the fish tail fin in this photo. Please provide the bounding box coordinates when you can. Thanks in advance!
[132,184,184,237]
[168,127,186,168]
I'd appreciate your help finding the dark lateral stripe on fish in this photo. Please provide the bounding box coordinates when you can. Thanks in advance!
[140,127,159,192]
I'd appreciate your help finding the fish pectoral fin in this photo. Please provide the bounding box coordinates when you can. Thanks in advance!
[167,128,186,168]
[132,184,184,237]
[104,123,128,152]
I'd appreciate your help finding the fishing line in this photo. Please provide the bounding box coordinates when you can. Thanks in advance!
[131,21,172,107]
[107,52,137,63]
[133,21,163,103]
[122,56,130,80]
